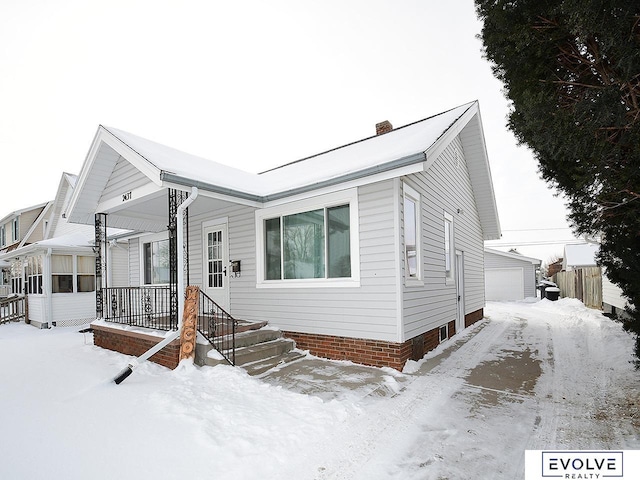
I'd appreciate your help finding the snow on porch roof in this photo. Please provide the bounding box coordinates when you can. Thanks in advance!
[103,101,476,200]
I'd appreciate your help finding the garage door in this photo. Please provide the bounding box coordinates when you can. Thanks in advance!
[485,268,524,301]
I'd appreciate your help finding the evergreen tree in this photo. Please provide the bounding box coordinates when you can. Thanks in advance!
[475,0,640,360]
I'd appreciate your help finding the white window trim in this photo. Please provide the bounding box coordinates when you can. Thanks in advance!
[139,231,170,286]
[11,218,18,242]
[444,211,455,285]
[439,323,449,343]
[403,183,423,286]
[255,188,360,288]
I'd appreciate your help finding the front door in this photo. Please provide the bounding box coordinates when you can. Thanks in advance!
[455,251,465,334]
[203,223,229,311]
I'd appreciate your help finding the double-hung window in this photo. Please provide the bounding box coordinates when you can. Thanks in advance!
[444,212,454,283]
[403,184,421,281]
[52,255,95,293]
[257,189,359,286]
[0,225,5,247]
[11,218,18,242]
[26,256,43,294]
[142,235,169,285]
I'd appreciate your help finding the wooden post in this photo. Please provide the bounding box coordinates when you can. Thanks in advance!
[179,286,199,361]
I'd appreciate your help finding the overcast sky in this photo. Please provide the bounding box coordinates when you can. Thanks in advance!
[0,0,580,263]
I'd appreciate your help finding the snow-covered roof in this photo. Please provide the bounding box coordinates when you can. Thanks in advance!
[0,201,50,225]
[484,247,541,265]
[103,102,474,198]
[562,243,599,269]
[68,101,501,239]
[0,233,94,261]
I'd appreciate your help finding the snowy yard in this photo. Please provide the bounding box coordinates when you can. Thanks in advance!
[0,299,638,479]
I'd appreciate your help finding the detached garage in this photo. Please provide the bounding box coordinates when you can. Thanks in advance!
[484,248,541,301]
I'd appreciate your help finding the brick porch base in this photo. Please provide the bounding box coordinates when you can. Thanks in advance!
[285,308,483,371]
[92,323,181,369]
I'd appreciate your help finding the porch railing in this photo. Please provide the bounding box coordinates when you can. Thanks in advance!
[102,287,174,331]
[196,290,236,365]
[0,295,27,325]
[101,286,236,365]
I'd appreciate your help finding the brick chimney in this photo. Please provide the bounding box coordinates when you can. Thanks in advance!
[376,120,393,135]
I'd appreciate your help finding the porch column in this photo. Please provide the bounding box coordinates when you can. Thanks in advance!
[168,189,190,329]
[94,213,108,318]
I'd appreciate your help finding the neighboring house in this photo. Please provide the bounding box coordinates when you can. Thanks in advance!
[484,248,541,301]
[562,243,599,271]
[67,101,501,370]
[0,202,50,254]
[546,258,563,278]
[0,173,101,328]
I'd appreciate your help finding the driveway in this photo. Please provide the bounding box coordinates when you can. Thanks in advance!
[261,299,640,479]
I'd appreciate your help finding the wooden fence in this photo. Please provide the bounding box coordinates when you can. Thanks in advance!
[0,296,28,325]
[553,267,602,309]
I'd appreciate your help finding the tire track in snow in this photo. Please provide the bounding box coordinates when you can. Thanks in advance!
[313,317,514,480]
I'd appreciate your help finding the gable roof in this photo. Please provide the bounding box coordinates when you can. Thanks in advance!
[68,101,501,239]
[563,243,599,269]
[484,247,541,265]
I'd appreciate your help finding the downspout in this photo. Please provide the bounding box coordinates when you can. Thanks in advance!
[113,187,199,384]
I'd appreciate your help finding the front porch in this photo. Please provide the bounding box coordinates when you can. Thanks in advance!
[95,285,300,373]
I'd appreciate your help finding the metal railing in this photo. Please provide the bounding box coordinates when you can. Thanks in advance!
[196,290,236,365]
[102,287,174,330]
[101,286,236,365]
[0,295,27,325]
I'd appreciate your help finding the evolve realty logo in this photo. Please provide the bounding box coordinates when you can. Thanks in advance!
[541,451,624,479]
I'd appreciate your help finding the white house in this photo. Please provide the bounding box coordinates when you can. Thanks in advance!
[0,174,99,328]
[484,248,541,301]
[67,101,501,370]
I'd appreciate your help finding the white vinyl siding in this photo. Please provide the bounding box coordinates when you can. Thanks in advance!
[402,136,485,340]
[99,156,150,204]
[109,243,130,287]
[184,183,399,342]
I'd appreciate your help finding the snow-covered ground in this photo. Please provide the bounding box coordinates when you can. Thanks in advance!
[0,299,637,479]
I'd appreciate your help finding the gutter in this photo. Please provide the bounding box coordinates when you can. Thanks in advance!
[159,151,427,204]
[113,187,199,384]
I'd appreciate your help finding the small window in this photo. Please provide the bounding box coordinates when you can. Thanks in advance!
[26,256,43,294]
[444,212,454,282]
[0,225,5,247]
[52,255,73,293]
[11,218,19,242]
[143,239,169,285]
[10,259,23,294]
[439,324,449,342]
[77,256,96,292]
[403,184,421,280]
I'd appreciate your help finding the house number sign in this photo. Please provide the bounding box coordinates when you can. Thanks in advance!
[122,191,132,202]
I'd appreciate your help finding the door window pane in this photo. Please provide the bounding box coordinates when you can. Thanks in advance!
[207,231,224,289]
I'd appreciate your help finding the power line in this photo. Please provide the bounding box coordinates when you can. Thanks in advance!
[501,227,573,232]
[485,240,584,247]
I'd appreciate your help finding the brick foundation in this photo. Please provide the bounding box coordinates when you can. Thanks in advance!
[285,308,484,371]
[92,324,181,369]
[465,308,484,328]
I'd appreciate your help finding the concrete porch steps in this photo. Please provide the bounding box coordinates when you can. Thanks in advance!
[197,321,301,376]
